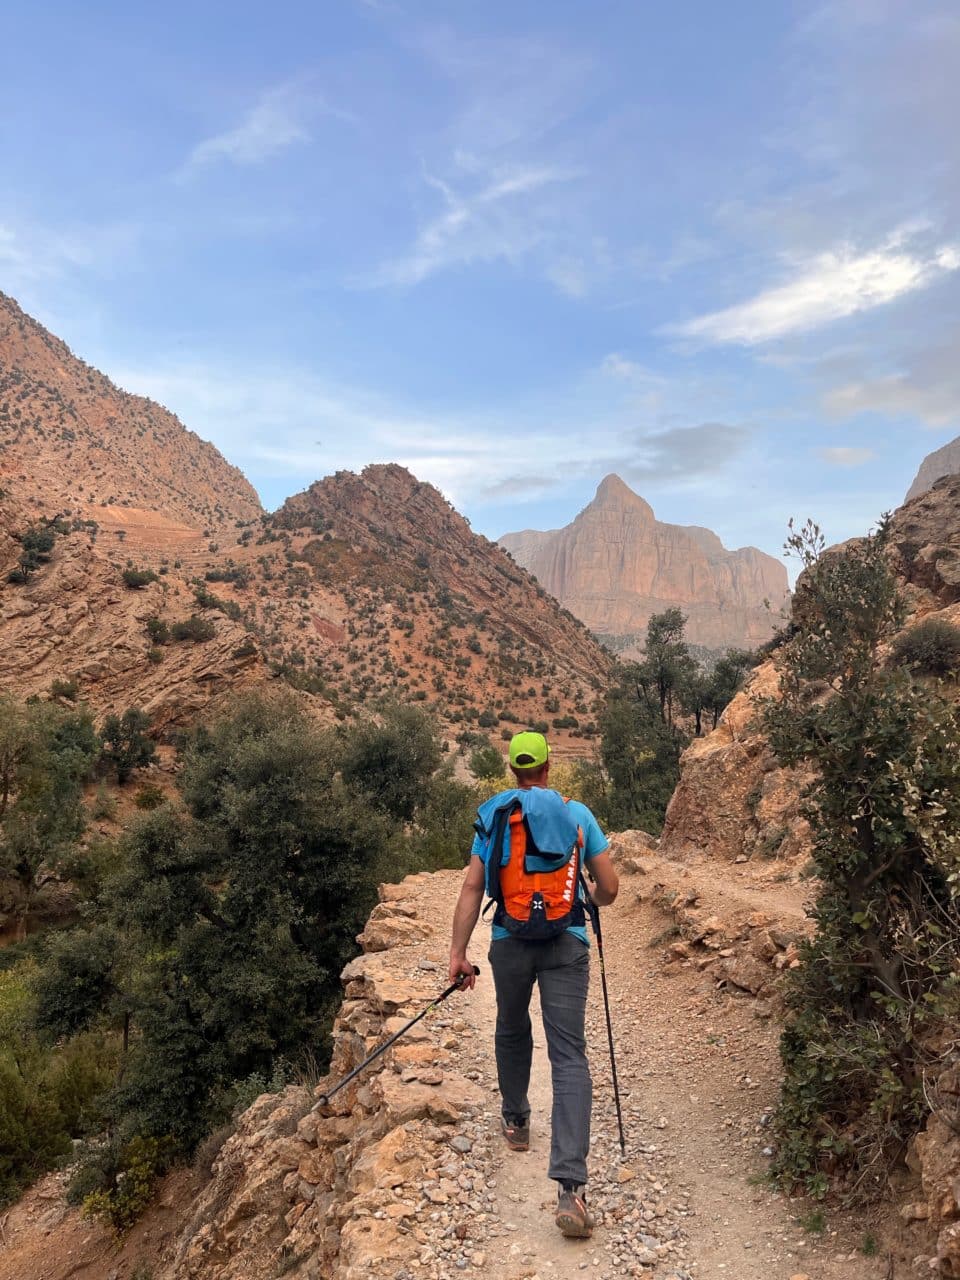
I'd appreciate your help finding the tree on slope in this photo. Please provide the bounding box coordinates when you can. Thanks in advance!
[0,698,98,937]
[760,519,960,1198]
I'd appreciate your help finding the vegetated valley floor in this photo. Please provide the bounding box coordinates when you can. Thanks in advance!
[0,852,913,1280]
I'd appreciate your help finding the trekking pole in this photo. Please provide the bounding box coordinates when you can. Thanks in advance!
[316,965,480,1107]
[582,888,626,1156]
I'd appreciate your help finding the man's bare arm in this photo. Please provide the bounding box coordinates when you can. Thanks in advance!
[448,856,486,987]
[584,850,619,907]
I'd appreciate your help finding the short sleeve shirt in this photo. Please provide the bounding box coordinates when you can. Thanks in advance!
[470,789,609,945]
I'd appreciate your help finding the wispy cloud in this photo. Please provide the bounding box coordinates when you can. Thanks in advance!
[361,162,581,287]
[111,353,749,517]
[819,446,876,467]
[674,230,960,346]
[182,83,348,175]
[0,219,141,284]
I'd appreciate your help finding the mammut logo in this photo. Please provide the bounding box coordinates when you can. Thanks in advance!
[563,850,577,904]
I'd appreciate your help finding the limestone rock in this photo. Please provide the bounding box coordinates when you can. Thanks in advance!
[906,434,960,503]
[500,473,790,651]
[357,914,433,953]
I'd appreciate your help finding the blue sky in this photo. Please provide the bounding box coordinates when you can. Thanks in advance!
[2,0,959,569]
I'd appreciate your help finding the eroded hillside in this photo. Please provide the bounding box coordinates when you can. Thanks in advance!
[0,296,611,739]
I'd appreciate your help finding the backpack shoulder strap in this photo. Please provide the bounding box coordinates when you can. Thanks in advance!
[483,800,518,908]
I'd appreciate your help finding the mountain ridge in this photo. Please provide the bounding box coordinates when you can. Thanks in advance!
[500,475,790,652]
[0,295,609,739]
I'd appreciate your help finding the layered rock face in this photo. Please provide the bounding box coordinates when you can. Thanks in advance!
[500,475,790,652]
[906,433,960,503]
[0,291,262,529]
[0,294,609,736]
[164,871,487,1280]
[660,474,960,868]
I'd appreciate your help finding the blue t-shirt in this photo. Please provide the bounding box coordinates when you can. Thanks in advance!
[471,788,609,945]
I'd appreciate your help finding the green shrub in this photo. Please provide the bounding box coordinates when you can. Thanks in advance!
[122,568,158,590]
[134,783,166,811]
[146,617,169,644]
[80,1135,169,1234]
[100,708,156,784]
[50,678,79,701]
[889,616,960,676]
[91,784,117,821]
[760,519,960,1199]
[468,744,505,781]
[170,615,216,643]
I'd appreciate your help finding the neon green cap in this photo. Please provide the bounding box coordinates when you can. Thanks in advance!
[509,731,551,770]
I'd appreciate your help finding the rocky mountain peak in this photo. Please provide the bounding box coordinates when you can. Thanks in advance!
[590,472,656,520]
[500,477,790,653]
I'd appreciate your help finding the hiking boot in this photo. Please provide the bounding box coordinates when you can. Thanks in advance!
[556,1184,594,1238]
[500,1113,530,1152]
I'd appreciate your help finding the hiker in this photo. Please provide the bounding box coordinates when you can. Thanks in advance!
[448,731,619,1239]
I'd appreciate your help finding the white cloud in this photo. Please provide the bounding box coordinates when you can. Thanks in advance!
[824,373,960,428]
[0,219,141,285]
[674,231,960,346]
[362,162,580,288]
[110,356,747,515]
[601,353,645,379]
[183,83,345,174]
[819,446,877,467]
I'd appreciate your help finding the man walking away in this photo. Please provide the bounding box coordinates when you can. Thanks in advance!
[448,731,619,1238]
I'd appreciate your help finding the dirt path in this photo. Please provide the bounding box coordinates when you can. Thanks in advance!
[449,866,897,1280]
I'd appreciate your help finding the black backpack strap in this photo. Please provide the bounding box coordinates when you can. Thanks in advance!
[483,801,516,915]
[578,866,600,935]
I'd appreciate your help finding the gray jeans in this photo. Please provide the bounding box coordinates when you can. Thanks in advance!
[488,932,592,1186]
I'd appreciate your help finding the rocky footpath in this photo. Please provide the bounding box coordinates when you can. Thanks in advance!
[163,867,702,1280]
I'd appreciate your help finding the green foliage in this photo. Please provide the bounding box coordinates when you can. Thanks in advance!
[134,783,166,811]
[91,783,117,821]
[636,607,696,728]
[596,683,683,833]
[83,691,393,1154]
[0,1000,118,1207]
[50,677,79,701]
[80,1135,169,1234]
[0,698,98,926]
[398,764,478,874]
[8,522,60,582]
[145,617,169,644]
[2,689,485,1220]
[100,708,156,784]
[170,615,216,642]
[339,702,441,822]
[122,568,158,589]
[759,519,960,1200]
[889,616,960,677]
[468,742,506,782]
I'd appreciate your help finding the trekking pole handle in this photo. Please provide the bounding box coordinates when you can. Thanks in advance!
[315,966,480,1107]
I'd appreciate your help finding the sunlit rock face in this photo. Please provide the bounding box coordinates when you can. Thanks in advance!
[500,474,790,653]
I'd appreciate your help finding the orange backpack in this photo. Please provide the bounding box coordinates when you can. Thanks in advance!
[483,800,585,940]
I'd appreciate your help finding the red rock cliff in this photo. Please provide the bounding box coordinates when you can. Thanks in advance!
[499,475,790,652]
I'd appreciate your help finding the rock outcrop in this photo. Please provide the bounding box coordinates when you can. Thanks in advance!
[906,434,960,503]
[0,294,610,739]
[164,871,488,1280]
[500,474,790,653]
[660,475,960,869]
